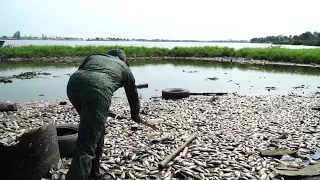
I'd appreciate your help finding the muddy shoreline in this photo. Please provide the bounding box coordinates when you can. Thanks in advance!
[1,56,320,68]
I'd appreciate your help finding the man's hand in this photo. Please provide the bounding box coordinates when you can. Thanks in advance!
[132,115,159,130]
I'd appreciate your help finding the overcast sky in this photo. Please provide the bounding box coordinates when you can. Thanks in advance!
[1,0,319,40]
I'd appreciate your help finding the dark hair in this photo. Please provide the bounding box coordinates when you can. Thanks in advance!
[108,49,126,62]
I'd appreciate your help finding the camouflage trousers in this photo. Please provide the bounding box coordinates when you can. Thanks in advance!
[66,90,109,180]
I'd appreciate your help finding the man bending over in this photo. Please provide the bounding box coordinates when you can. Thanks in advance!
[66,49,142,180]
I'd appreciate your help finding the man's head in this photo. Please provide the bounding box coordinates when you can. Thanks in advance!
[108,49,127,63]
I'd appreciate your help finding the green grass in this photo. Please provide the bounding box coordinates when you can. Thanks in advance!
[234,47,320,63]
[1,45,320,64]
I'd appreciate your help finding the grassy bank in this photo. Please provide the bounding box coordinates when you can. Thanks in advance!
[1,45,320,64]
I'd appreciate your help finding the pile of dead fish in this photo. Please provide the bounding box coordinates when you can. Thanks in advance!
[0,76,13,83]
[0,100,76,146]
[0,71,52,84]
[13,71,52,79]
[2,93,320,180]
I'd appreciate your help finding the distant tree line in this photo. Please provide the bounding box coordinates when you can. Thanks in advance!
[250,31,320,46]
[1,30,84,41]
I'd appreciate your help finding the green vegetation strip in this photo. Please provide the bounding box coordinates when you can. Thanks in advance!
[1,45,320,64]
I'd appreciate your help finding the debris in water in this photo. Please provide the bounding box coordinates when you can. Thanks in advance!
[183,70,198,73]
[136,83,148,89]
[59,101,67,105]
[293,85,308,89]
[0,77,13,83]
[266,87,277,91]
[206,77,219,81]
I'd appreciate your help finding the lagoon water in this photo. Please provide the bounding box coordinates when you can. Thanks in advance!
[0,60,319,101]
[1,40,319,101]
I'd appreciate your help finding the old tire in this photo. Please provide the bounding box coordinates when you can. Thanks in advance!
[0,122,60,180]
[56,124,79,158]
[162,88,190,99]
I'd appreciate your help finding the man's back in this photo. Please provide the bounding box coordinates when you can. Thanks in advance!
[67,54,136,101]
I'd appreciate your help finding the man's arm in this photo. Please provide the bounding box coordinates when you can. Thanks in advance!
[122,67,158,130]
[123,68,141,121]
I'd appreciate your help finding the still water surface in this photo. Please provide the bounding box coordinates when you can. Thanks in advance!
[0,60,319,101]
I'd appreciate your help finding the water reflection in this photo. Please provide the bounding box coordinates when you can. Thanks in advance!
[0,60,319,101]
